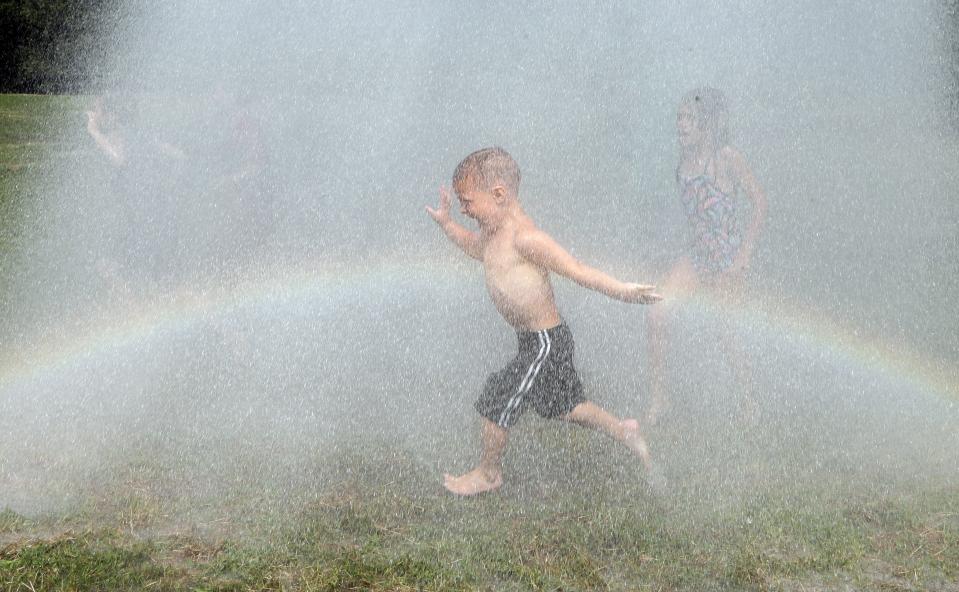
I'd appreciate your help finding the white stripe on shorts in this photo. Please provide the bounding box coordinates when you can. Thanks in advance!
[498,329,552,428]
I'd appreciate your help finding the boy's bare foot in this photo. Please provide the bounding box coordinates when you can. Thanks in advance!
[620,419,653,472]
[621,419,668,494]
[443,469,503,497]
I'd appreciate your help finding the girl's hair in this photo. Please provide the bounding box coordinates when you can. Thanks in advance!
[680,87,730,147]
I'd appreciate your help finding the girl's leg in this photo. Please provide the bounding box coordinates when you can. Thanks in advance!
[713,275,757,419]
[646,258,699,424]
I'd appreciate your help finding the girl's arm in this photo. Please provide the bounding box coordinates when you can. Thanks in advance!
[727,147,767,270]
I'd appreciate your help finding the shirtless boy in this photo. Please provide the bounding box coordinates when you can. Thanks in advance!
[426,147,662,496]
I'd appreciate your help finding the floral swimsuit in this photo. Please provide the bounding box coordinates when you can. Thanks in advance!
[678,157,742,276]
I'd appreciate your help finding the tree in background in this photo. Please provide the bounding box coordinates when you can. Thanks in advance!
[0,0,131,93]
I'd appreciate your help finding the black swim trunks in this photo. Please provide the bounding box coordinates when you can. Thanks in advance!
[476,322,586,428]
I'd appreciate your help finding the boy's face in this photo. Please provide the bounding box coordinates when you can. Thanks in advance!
[676,104,704,148]
[454,178,501,223]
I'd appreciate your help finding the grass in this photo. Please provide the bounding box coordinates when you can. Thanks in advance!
[1,429,957,591]
[0,94,85,289]
[0,443,956,591]
[1,94,958,590]
[0,93,80,181]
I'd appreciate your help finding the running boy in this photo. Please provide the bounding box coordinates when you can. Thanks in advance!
[426,147,662,496]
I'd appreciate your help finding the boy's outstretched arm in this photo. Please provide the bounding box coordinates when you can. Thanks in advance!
[516,229,662,304]
[426,186,483,260]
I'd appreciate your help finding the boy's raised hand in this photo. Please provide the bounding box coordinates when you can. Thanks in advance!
[623,283,663,304]
[426,185,482,259]
[425,186,452,225]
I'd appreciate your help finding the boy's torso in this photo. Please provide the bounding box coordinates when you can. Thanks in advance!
[479,217,562,332]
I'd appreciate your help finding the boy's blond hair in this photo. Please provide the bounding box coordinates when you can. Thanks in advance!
[453,147,521,195]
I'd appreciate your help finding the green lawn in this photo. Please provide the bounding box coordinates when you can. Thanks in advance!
[0,94,84,256]
[0,93,81,172]
[0,436,956,591]
[1,94,957,591]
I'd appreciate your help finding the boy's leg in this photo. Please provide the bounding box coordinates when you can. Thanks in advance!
[563,402,652,471]
[443,418,507,496]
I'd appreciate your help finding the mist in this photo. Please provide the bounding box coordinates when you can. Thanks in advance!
[1,1,956,520]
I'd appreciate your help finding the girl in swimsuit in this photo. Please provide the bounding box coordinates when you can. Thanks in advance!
[647,87,768,423]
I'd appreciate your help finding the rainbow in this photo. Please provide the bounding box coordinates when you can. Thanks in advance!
[0,257,454,392]
[1,257,957,402]
[677,291,959,401]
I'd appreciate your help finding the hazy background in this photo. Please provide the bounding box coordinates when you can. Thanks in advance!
[0,1,957,518]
